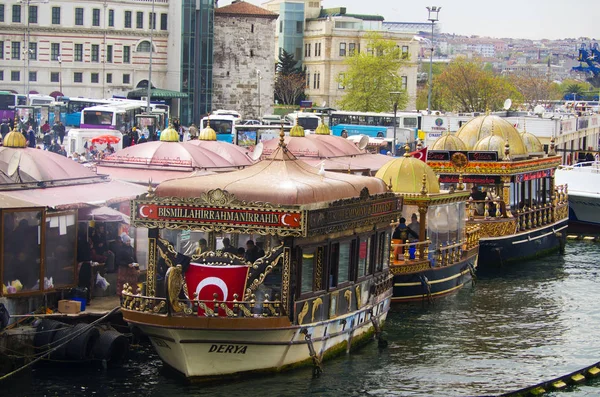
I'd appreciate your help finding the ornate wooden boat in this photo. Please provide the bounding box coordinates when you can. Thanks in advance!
[121,131,398,379]
[426,114,569,272]
[375,149,480,302]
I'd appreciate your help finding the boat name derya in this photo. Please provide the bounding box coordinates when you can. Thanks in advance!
[208,344,248,354]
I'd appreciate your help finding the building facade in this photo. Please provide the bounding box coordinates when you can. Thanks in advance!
[212,1,277,118]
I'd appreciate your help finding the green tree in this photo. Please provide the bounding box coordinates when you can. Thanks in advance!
[337,33,409,112]
[433,57,521,112]
[275,49,304,105]
[276,49,302,76]
[508,75,560,110]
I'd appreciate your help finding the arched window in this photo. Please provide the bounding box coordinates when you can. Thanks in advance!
[136,40,153,53]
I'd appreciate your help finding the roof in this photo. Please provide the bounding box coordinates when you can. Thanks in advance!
[0,193,41,209]
[215,1,278,18]
[319,8,384,21]
[127,88,188,100]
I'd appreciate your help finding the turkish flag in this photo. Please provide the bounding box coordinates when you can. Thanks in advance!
[410,147,428,163]
[185,263,249,316]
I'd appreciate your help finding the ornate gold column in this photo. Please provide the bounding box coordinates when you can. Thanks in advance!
[418,206,427,258]
[146,228,159,297]
[501,176,512,217]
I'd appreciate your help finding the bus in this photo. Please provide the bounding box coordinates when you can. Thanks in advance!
[28,94,55,106]
[81,103,146,131]
[201,114,240,143]
[283,112,321,132]
[329,110,421,138]
[0,91,27,123]
[58,96,115,127]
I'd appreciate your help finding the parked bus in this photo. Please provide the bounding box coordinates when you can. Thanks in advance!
[58,96,115,127]
[329,110,421,138]
[0,91,27,123]
[283,112,321,132]
[28,94,55,106]
[81,103,146,131]
[200,114,240,143]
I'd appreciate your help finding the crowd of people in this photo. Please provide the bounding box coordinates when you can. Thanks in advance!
[194,238,265,263]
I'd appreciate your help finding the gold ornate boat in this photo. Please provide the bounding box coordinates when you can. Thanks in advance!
[121,131,398,379]
[426,114,569,271]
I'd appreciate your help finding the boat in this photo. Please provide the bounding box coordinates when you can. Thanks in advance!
[121,130,398,379]
[375,147,480,302]
[426,114,569,271]
[555,161,600,232]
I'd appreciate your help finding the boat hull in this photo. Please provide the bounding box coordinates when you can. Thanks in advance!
[125,296,391,379]
[568,193,600,229]
[477,218,568,271]
[391,254,477,303]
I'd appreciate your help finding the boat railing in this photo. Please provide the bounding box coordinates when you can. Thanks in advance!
[468,197,508,219]
[121,283,284,318]
[559,161,600,172]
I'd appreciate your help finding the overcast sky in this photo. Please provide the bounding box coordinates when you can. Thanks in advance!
[230,0,598,41]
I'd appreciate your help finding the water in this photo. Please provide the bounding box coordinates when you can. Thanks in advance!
[5,241,600,397]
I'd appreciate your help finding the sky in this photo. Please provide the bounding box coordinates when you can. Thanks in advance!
[228,0,598,41]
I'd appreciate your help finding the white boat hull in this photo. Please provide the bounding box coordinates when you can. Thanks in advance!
[556,163,600,227]
[134,297,390,379]
[568,192,600,226]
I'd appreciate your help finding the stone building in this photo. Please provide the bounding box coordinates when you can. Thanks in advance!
[213,1,277,119]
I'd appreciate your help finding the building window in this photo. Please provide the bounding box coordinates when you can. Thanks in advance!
[108,9,114,27]
[314,42,320,57]
[149,12,156,29]
[295,47,301,60]
[250,49,254,57]
[11,71,20,81]
[338,73,345,89]
[29,42,36,60]
[306,71,310,89]
[0,5,4,23]
[50,72,59,83]
[29,71,36,82]
[123,46,131,63]
[12,5,21,23]
[136,11,143,29]
[296,21,303,33]
[0,42,3,59]
[74,44,83,62]
[160,13,167,30]
[106,73,112,84]
[91,45,99,62]
[91,73,99,83]
[279,21,282,33]
[123,74,130,84]
[305,43,310,58]
[251,24,254,33]
[28,5,37,24]
[0,71,3,81]
[92,9,100,26]
[313,73,317,89]
[75,8,83,26]
[339,43,346,57]
[136,41,152,53]
[51,7,60,24]
[51,43,60,61]
[401,45,409,59]
[74,72,83,83]
[106,45,113,63]
[11,42,20,60]
[401,75,408,91]
[349,43,356,56]
[124,11,132,28]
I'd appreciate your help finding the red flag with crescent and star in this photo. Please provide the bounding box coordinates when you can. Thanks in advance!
[185,263,250,316]
[410,147,428,163]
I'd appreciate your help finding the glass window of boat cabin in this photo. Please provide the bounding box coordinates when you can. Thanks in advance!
[44,212,77,289]
[511,177,549,210]
[420,203,466,263]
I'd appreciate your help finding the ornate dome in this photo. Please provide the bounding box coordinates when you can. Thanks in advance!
[431,133,467,151]
[375,153,440,194]
[315,118,331,135]
[289,120,305,137]
[3,129,27,148]
[456,114,528,156]
[160,125,180,142]
[199,120,217,141]
[472,135,506,159]
[520,131,543,154]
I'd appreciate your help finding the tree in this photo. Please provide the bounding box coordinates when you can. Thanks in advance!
[508,75,560,110]
[336,33,409,112]
[433,57,521,112]
[275,49,304,105]
[274,74,306,106]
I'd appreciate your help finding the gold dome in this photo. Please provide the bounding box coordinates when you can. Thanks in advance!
[160,124,180,142]
[315,117,330,135]
[375,156,440,194]
[199,119,217,141]
[456,115,528,156]
[3,129,27,148]
[431,133,467,151]
[520,131,543,154]
[472,135,506,159]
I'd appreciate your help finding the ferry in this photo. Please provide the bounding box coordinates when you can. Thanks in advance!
[555,161,600,232]
[375,147,480,302]
[426,114,569,271]
[121,130,398,379]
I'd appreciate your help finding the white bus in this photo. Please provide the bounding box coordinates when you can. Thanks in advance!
[283,112,321,132]
[80,103,145,131]
[28,94,55,106]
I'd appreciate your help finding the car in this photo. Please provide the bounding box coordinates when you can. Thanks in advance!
[261,115,282,125]
[242,119,261,125]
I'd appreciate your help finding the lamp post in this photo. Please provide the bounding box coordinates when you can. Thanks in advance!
[147,0,156,114]
[389,91,402,156]
[58,56,62,93]
[257,69,262,119]
[426,6,441,115]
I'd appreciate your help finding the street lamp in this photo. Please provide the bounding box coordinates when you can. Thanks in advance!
[257,69,262,119]
[389,91,402,156]
[58,56,62,93]
[426,6,441,115]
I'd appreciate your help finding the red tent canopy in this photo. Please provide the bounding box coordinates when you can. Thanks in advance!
[91,135,121,144]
